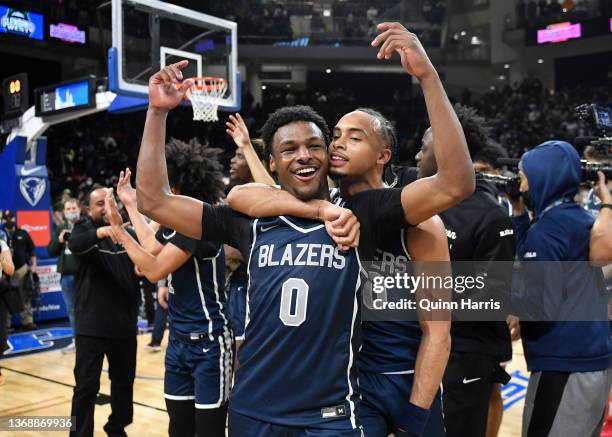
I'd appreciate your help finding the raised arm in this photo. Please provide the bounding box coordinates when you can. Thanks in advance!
[372,22,474,225]
[116,168,163,255]
[106,189,190,282]
[135,60,204,239]
[406,216,451,412]
[226,113,275,185]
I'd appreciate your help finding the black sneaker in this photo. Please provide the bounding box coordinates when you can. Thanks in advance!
[145,341,162,352]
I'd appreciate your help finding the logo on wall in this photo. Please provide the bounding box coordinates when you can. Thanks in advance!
[19,176,46,206]
[0,6,44,40]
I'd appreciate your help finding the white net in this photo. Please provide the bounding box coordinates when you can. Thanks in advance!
[187,77,228,122]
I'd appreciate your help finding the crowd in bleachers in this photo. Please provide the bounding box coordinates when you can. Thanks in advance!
[513,0,612,28]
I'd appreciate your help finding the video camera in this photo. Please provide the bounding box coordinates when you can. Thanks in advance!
[574,104,612,159]
[481,158,612,197]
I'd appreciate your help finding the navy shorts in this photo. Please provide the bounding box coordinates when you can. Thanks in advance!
[228,410,364,437]
[226,282,247,339]
[359,371,445,437]
[164,329,234,408]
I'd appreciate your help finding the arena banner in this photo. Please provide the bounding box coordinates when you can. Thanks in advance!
[0,135,52,259]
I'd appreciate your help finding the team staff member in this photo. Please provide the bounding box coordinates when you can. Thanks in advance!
[68,188,140,437]
[47,198,81,353]
[2,210,37,331]
[415,105,516,437]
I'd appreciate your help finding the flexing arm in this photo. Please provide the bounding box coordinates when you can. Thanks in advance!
[106,189,190,282]
[135,60,204,239]
[116,168,163,255]
[590,172,612,264]
[372,22,474,225]
[227,183,360,249]
[407,215,451,409]
[226,113,275,185]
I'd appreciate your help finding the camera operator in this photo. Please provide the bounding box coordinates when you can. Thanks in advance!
[0,228,15,386]
[47,198,81,353]
[582,145,612,218]
[68,188,140,437]
[415,105,516,437]
[1,210,37,331]
[510,140,612,437]
[590,171,612,265]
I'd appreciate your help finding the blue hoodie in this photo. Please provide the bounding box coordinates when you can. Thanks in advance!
[512,141,612,372]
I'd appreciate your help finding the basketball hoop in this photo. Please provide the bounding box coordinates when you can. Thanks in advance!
[186,77,228,122]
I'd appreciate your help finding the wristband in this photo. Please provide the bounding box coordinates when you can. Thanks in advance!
[601,203,612,210]
[394,402,430,437]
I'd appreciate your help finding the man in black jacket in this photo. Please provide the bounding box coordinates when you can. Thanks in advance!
[68,188,140,437]
[415,105,516,437]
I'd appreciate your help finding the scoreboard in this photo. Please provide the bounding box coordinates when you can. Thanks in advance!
[34,76,96,117]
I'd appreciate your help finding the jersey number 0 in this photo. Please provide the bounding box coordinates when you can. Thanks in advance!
[279,278,309,326]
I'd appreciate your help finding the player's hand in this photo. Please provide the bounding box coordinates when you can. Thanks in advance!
[507,315,521,341]
[58,229,69,244]
[371,22,437,81]
[319,203,360,250]
[97,226,118,245]
[595,171,612,204]
[134,265,145,277]
[158,286,169,309]
[104,189,124,230]
[117,168,137,208]
[226,113,252,149]
[148,60,195,112]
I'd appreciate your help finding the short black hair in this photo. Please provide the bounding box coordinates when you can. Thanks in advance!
[251,138,266,162]
[473,140,508,168]
[454,103,490,160]
[166,138,226,204]
[354,107,398,162]
[259,105,330,157]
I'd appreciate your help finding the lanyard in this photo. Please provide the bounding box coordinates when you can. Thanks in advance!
[538,197,573,220]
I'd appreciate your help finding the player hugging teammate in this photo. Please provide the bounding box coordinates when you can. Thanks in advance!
[128,21,475,437]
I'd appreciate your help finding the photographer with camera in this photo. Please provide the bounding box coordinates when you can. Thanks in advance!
[0,227,15,385]
[510,140,612,437]
[590,171,612,265]
[47,198,81,353]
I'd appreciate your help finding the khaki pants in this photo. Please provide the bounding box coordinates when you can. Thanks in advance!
[6,264,33,327]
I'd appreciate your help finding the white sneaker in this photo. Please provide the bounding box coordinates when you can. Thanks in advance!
[61,340,76,354]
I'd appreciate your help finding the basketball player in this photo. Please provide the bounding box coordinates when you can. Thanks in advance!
[135,64,413,436]
[225,22,473,436]
[106,140,230,437]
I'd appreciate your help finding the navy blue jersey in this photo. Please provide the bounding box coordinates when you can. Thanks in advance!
[156,227,227,338]
[332,190,422,374]
[359,228,422,374]
[202,205,363,429]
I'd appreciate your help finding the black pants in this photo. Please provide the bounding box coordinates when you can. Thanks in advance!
[70,334,137,437]
[0,296,7,359]
[166,399,228,437]
[443,351,510,437]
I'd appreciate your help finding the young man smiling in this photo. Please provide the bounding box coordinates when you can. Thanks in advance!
[134,61,413,436]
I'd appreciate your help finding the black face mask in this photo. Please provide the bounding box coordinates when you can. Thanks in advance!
[521,190,534,212]
[4,221,15,230]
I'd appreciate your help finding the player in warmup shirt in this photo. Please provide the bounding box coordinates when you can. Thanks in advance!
[132,63,411,435]
[226,22,473,437]
[104,139,230,437]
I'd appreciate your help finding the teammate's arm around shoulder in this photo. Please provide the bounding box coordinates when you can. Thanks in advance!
[372,22,474,225]
[135,60,205,240]
[407,215,451,412]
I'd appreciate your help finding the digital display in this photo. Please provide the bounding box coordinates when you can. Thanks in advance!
[50,22,86,44]
[35,78,95,116]
[596,108,612,129]
[2,73,29,116]
[537,22,582,44]
[0,5,44,40]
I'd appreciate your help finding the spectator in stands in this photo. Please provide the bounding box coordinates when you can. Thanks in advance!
[0,228,15,386]
[2,210,37,331]
[47,198,81,353]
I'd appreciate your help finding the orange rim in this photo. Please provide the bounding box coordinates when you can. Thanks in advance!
[189,76,227,92]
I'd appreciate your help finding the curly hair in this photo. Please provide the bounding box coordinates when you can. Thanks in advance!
[259,105,330,157]
[454,104,491,160]
[165,138,226,204]
[473,140,508,168]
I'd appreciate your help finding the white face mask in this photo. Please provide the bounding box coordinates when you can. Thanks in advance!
[65,212,80,223]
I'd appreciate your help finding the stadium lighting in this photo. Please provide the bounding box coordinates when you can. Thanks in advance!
[504,64,510,69]
[460,30,466,36]
[261,85,267,90]
[537,58,544,64]
[325,68,332,74]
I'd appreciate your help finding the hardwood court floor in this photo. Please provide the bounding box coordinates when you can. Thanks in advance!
[0,334,528,436]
